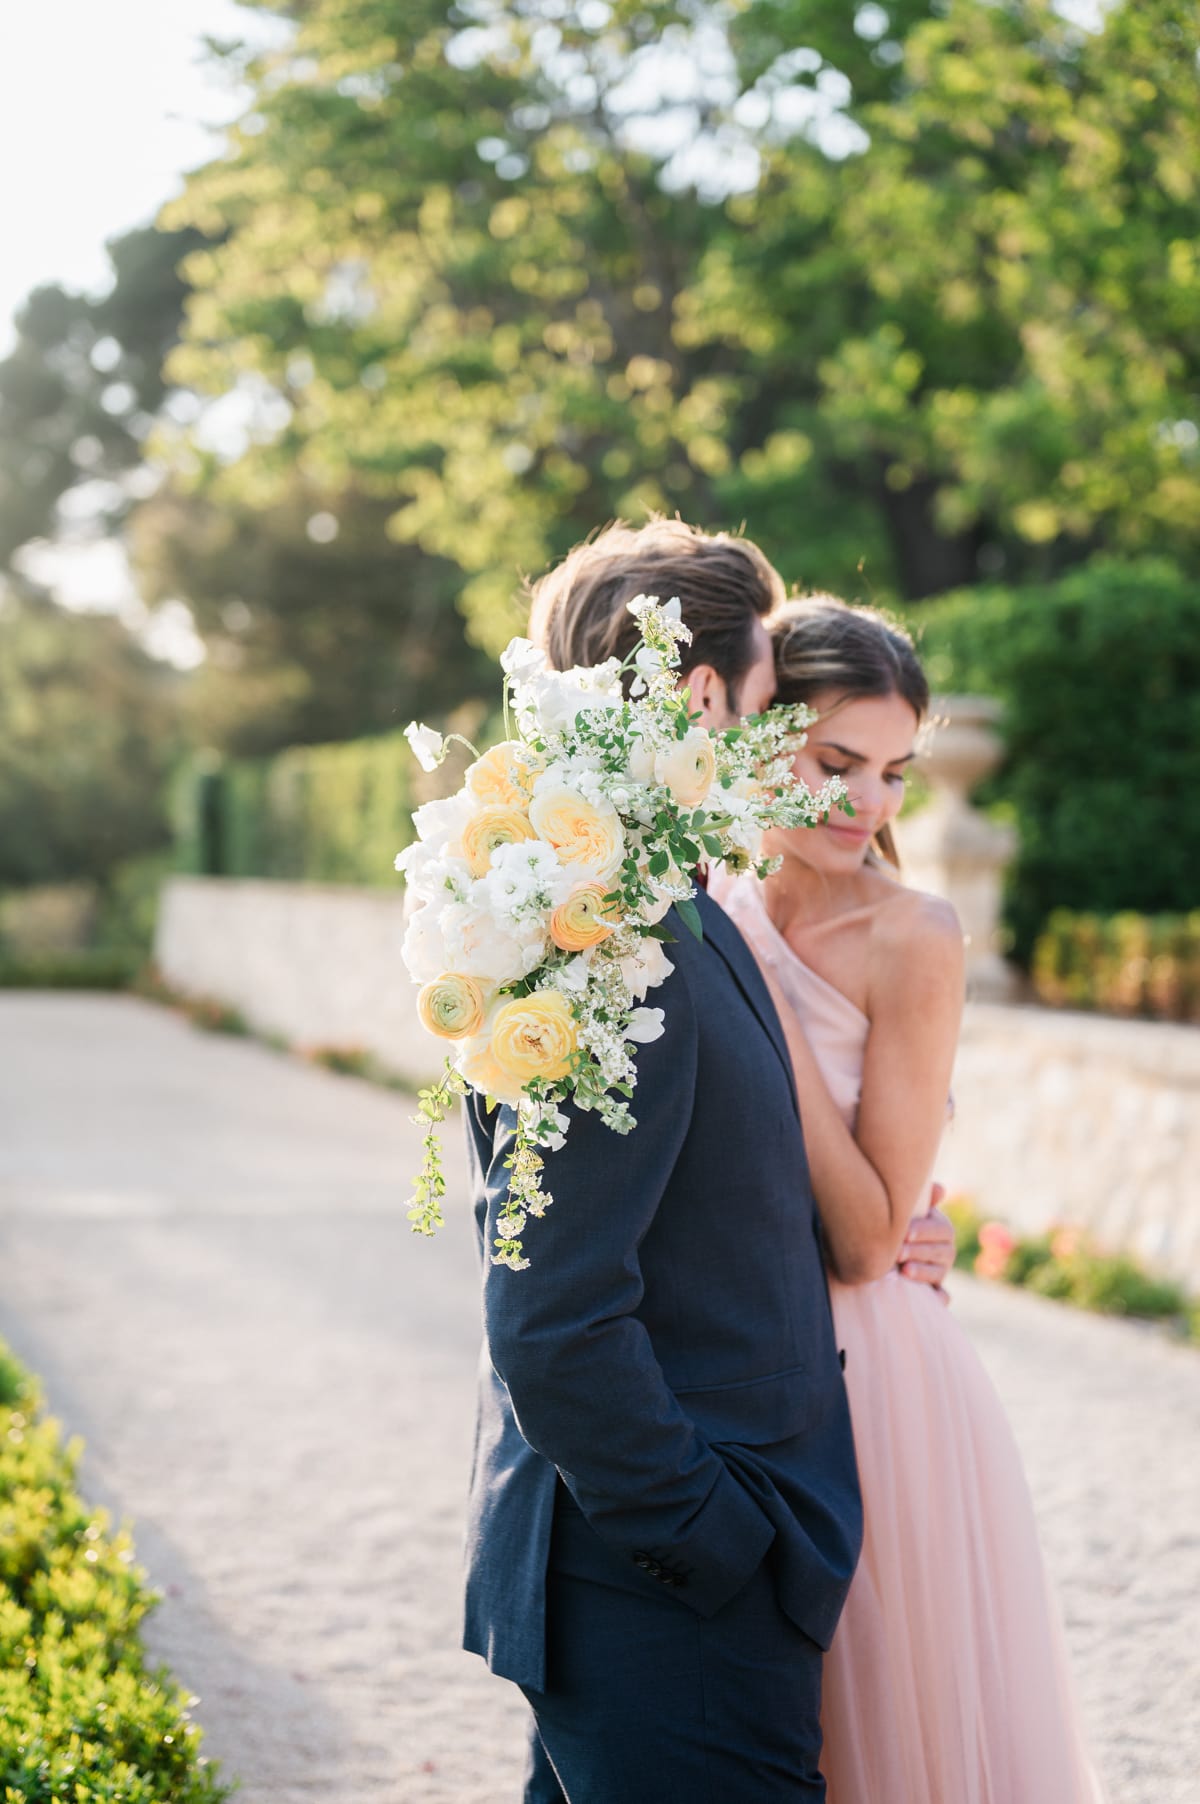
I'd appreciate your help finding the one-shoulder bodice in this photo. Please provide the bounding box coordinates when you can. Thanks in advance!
[713,872,868,1130]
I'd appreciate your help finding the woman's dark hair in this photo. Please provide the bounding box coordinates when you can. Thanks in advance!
[769,595,930,869]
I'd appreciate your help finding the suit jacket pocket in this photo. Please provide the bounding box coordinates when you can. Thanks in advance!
[672,1364,812,1445]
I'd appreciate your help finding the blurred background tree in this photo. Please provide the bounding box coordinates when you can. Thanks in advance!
[0,0,1196,964]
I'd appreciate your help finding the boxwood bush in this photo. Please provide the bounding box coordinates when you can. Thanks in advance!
[1033,908,1200,1021]
[0,1340,227,1801]
[912,559,1200,965]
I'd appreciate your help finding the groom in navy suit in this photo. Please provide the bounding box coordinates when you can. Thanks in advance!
[463,520,954,1801]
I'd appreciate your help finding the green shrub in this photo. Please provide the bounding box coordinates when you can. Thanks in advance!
[94,853,176,958]
[1033,907,1200,1022]
[0,951,140,991]
[177,731,417,887]
[912,559,1200,964]
[0,1339,227,1801]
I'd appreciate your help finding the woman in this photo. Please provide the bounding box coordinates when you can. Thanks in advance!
[712,596,1104,1803]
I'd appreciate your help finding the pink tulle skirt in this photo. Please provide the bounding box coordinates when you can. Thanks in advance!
[821,1272,1105,1804]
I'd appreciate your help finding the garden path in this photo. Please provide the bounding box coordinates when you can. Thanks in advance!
[0,993,1195,1803]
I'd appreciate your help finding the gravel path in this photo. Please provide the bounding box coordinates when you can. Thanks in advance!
[0,994,1195,1803]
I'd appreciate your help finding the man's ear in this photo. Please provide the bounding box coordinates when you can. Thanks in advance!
[680,663,730,729]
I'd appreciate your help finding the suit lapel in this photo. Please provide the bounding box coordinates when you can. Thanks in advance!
[692,887,799,1116]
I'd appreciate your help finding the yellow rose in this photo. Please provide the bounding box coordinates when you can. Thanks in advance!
[655,728,716,808]
[529,784,625,879]
[457,1028,525,1106]
[491,991,578,1088]
[549,883,619,953]
[466,741,546,809]
[416,973,488,1040]
[460,805,537,877]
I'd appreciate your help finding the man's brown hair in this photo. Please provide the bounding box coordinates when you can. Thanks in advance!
[528,517,786,705]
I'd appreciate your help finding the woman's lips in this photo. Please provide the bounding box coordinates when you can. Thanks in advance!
[824,821,874,845]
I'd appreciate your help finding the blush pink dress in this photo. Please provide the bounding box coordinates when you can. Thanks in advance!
[716,873,1105,1804]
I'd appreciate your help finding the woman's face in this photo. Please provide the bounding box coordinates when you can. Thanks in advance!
[774,687,921,875]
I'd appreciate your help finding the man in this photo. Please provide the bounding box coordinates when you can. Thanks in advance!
[463,518,955,1801]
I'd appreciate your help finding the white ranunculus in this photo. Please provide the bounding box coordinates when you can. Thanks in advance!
[625,1006,666,1044]
[441,900,546,986]
[404,721,446,772]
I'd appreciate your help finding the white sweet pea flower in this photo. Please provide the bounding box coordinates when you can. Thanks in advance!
[481,839,572,923]
[405,721,446,772]
[620,939,675,1000]
[625,1006,666,1044]
[500,636,549,682]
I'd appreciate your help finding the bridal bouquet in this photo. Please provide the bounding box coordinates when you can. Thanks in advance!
[398,596,846,1269]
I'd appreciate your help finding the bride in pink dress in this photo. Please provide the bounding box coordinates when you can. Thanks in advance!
[713,595,1104,1804]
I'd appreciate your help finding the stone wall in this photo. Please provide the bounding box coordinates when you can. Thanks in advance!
[155,877,1200,1290]
[939,1004,1200,1289]
[155,876,435,1085]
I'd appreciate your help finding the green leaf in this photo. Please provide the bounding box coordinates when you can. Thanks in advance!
[676,894,704,941]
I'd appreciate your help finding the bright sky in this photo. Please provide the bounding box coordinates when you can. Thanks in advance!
[0,0,286,354]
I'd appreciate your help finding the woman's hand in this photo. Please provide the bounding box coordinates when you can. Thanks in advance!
[897,1186,956,1302]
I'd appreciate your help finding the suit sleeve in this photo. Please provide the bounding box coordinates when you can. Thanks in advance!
[480,953,776,1618]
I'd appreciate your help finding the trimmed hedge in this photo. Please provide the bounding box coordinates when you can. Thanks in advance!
[912,558,1200,965]
[0,1340,227,1801]
[176,733,415,886]
[1033,908,1200,1022]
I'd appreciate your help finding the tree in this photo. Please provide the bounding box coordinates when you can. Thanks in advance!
[161,0,1200,648]
[697,0,1200,597]
[0,586,180,888]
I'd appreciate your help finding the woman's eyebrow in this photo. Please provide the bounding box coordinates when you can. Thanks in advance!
[814,739,917,766]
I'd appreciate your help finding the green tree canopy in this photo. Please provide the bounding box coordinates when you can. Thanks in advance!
[158,0,1199,653]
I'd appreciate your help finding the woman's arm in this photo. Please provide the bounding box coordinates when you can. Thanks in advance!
[756,896,964,1285]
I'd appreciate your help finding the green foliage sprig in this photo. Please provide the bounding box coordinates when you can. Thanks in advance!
[407,1061,471,1239]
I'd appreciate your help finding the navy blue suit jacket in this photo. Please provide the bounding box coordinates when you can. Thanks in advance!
[463,886,862,1691]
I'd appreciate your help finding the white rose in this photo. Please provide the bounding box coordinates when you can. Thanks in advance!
[395,836,472,902]
[655,728,716,809]
[412,791,476,849]
[441,901,545,986]
[402,904,450,983]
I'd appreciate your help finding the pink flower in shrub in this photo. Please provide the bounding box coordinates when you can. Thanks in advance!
[974,1222,1016,1281]
[1050,1225,1083,1262]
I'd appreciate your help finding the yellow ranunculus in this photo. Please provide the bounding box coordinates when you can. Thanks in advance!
[466,741,546,809]
[549,883,619,953]
[490,991,578,1088]
[655,728,716,808]
[529,784,625,878]
[417,973,488,1040]
[460,805,537,877]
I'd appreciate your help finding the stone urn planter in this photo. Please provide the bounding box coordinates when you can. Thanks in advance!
[893,695,1020,1002]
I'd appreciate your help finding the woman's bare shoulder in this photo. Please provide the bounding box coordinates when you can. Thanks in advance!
[866,884,965,999]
